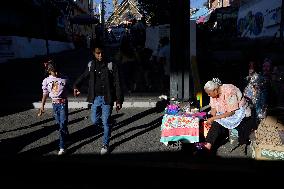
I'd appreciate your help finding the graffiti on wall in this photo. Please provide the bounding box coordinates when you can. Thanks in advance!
[237,11,264,37]
[265,6,281,27]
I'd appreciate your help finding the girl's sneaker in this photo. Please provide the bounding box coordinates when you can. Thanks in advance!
[58,149,66,155]
[100,145,109,155]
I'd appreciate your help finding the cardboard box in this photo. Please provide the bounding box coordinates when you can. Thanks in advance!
[263,116,284,131]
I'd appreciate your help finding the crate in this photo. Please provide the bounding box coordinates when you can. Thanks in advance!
[251,142,284,160]
[251,116,284,160]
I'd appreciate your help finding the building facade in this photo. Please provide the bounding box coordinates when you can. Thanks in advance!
[68,0,96,43]
[0,0,77,63]
[208,0,241,9]
[107,0,142,27]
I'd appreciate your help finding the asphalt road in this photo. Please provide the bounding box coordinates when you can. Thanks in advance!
[0,107,166,155]
[0,106,253,157]
[1,108,284,188]
[1,48,283,187]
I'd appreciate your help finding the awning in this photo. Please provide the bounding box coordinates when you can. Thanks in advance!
[190,7,213,24]
[70,14,99,25]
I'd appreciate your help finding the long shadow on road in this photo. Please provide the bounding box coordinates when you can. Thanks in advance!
[0,117,85,155]
[66,107,159,154]
[20,113,125,155]
[21,108,158,155]
[0,125,57,155]
[109,116,162,152]
[0,108,88,135]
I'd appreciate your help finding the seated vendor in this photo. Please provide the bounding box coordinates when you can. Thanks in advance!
[202,78,252,152]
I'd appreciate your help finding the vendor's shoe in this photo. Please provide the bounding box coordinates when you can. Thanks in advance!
[193,142,211,157]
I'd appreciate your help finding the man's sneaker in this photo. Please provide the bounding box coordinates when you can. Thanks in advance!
[58,149,66,155]
[100,145,109,155]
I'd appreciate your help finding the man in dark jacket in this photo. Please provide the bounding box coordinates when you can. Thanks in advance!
[73,43,124,155]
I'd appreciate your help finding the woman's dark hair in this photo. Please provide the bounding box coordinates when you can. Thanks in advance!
[248,60,261,73]
[43,58,57,73]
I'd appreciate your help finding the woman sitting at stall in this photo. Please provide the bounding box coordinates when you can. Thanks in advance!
[201,78,252,153]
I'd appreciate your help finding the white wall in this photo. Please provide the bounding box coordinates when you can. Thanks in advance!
[145,24,170,54]
[0,36,75,63]
[145,26,159,52]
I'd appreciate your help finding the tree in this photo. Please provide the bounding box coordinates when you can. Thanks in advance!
[137,0,170,25]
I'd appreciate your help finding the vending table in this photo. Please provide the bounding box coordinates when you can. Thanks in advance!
[160,112,208,144]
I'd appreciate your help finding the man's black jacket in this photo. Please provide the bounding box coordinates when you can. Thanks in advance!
[73,59,124,106]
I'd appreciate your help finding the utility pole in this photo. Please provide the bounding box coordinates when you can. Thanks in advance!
[170,0,193,101]
[280,0,284,45]
[42,0,50,56]
[101,0,105,41]
[221,0,224,31]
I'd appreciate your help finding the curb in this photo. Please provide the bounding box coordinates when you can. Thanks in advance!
[32,101,157,109]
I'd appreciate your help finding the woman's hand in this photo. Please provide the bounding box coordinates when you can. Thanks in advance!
[207,111,235,124]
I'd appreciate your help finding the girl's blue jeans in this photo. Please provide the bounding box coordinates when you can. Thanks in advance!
[52,102,69,149]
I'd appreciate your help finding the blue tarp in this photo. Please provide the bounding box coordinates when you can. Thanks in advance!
[190,7,212,23]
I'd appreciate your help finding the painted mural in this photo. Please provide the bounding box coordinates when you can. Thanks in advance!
[237,0,281,38]
[238,11,264,36]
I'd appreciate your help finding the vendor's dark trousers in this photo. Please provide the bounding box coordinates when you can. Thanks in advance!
[205,122,228,146]
[206,117,253,146]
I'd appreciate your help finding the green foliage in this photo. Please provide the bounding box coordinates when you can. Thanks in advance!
[137,0,170,25]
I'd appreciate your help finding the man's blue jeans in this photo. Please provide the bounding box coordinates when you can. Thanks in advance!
[91,96,112,146]
[52,102,69,149]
